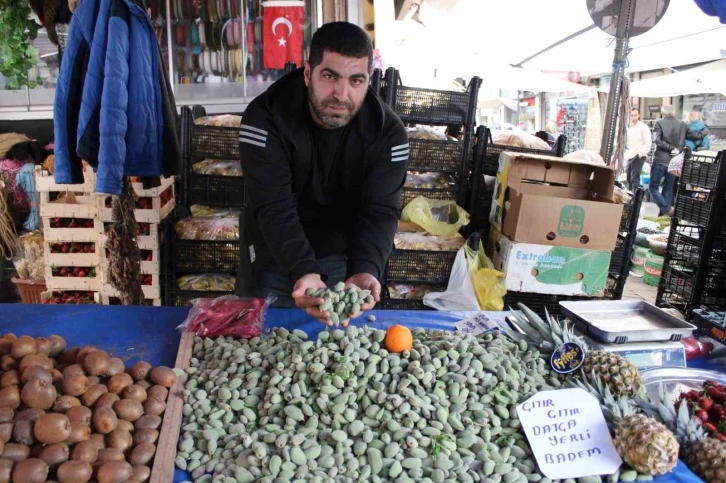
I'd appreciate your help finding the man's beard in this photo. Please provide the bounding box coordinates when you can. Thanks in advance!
[308,84,360,129]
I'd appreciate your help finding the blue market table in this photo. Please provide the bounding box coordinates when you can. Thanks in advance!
[0,304,712,483]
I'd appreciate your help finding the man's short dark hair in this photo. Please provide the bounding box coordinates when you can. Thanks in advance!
[308,22,373,72]
[632,107,639,112]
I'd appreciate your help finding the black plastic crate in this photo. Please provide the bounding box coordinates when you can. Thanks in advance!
[401,186,459,209]
[188,174,245,208]
[408,138,463,172]
[482,143,555,177]
[386,250,457,285]
[173,237,240,272]
[681,154,721,190]
[620,202,634,232]
[190,124,240,160]
[378,297,433,311]
[167,289,234,307]
[675,196,713,227]
[393,86,471,125]
[609,235,628,275]
[658,265,726,313]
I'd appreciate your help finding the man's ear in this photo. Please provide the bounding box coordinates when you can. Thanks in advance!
[304,61,312,86]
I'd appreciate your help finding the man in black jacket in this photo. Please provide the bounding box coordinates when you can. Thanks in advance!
[651,105,686,216]
[236,22,409,325]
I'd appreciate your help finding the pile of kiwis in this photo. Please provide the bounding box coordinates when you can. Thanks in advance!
[0,333,177,483]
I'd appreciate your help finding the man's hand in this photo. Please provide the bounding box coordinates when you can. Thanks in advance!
[292,274,331,326]
[671,148,680,156]
[345,273,381,321]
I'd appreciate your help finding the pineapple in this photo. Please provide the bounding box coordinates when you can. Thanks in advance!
[571,376,679,476]
[508,304,643,397]
[639,386,726,483]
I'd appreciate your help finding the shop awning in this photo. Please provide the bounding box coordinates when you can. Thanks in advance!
[628,59,726,96]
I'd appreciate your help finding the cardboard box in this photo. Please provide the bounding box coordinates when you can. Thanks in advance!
[490,229,611,296]
[489,152,623,251]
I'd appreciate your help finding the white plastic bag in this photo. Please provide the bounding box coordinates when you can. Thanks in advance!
[423,248,479,311]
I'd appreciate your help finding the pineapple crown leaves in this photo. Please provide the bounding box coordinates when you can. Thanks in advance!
[569,371,638,425]
[506,303,589,355]
[636,385,706,445]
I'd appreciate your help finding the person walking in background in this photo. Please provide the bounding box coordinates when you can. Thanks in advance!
[685,110,711,152]
[651,105,686,217]
[624,108,651,192]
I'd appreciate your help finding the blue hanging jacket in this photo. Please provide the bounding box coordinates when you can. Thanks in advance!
[694,0,726,22]
[685,120,712,151]
[54,0,168,195]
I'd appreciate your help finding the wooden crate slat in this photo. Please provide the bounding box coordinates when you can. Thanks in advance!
[40,194,100,219]
[44,274,102,291]
[101,282,160,300]
[99,295,162,306]
[34,165,96,193]
[99,185,175,223]
[131,176,175,197]
[42,218,104,243]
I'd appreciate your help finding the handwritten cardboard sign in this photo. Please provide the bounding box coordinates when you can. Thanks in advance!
[517,388,622,480]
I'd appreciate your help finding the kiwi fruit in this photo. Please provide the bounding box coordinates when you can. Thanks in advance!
[95,449,123,463]
[57,460,92,483]
[0,339,10,357]
[57,348,80,366]
[126,362,151,382]
[10,336,37,360]
[50,369,64,386]
[62,375,89,398]
[94,393,120,410]
[86,376,100,387]
[127,444,154,466]
[34,338,52,357]
[0,458,12,483]
[92,407,118,435]
[0,371,18,389]
[105,359,125,378]
[0,423,12,444]
[0,386,20,409]
[21,379,56,410]
[86,434,105,451]
[18,354,52,374]
[53,396,81,413]
[145,386,167,403]
[47,336,66,359]
[148,367,176,388]
[61,365,85,379]
[37,443,69,469]
[121,385,146,403]
[133,415,161,431]
[135,380,151,391]
[131,429,158,446]
[105,430,133,454]
[12,421,36,446]
[65,406,92,426]
[0,356,16,372]
[11,458,48,483]
[80,385,108,407]
[112,400,143,422]
[143,399,166,417]
[0,409,12,423]
[96,461,132,483]
[34,413,72,444]
[130,465,150,483]
[69,441,98,464]
[115,420,134,434]
[64,424,91,445]
[1,443,30,462]
[82,351,110,377]
[20,366,52,385]
[74,347,97,366]
[107,374,133,395]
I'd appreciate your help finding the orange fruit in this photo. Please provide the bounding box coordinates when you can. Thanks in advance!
[384,325,413,354]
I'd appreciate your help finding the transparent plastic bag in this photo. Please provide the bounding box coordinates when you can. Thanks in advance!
[176,274,236,291]
[491,130,551,150]
[401,197,470,236]
[681,336,714,360]
[190,205,242,218]
[194,115,242,127]
[405,172,456,189]
[668,152,684,177]
[563,150,606,166]
[424,240,506,311]
[192,159,243,176]
[175,216,239,240]
[394,232,465,251]
[177,295,273,338]
[407,125,447,141]
[387,283,445,300]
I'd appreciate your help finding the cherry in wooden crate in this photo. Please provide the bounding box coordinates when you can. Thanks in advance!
[44,241,100,267]
[45,263,102,292]
[42,217,104,242]
[101,272,161,300]
[40,290,99,305]
[99,181,175,223]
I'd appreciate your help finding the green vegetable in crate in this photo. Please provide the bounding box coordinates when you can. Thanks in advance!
[175,326,563,482]
[507,304,643,398]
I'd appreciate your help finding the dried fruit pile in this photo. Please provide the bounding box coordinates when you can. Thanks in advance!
[0,333,177,483]
[675,380,726,441]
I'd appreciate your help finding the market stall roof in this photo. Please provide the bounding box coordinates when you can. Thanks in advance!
[388,0,725,76]
[628,59,726,96]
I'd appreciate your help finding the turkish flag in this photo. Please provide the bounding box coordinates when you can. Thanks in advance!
[263,1,305,70]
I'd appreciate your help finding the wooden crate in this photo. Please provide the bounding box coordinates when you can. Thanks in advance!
[34,165,96,193]
[150,331,193,483]
[40,290,100,304]
[100,295,162,306]
[44,241,101,268]
[99,180,175,223]
[42,218,104,243]
[100,223,161,250]
[131,176,175,197]
[99,248,159,275]
[45,270,102,292]
[39,193,100,219]
[101,276,161,300]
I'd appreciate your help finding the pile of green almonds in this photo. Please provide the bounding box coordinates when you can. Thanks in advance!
[176,327,567,483]
[305,283,375,326]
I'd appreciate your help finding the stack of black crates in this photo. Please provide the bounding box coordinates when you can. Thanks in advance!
[164,106,242,306]
[377,68,482,309]
[657,150,726,317]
